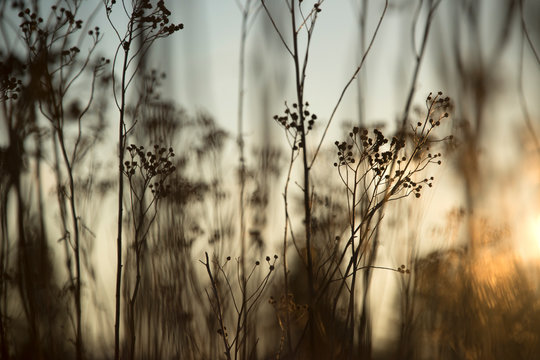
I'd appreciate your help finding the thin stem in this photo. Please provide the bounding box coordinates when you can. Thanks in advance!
[289,0,316,354]
[114,21,132,360]
[201,253,233,360]
[236,1,251,358]
[260,0,294,57]
[310,0,388,168]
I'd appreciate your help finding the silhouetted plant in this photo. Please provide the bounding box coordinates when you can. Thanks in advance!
[262,0,390,357]
[201,252,278,360]
[2,1,109,358]
[2,1,536,359]
[330,92,451,357]
[122,142,176,360]
[103,1,183,358]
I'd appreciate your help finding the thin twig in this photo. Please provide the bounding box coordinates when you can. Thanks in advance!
[260,0,294,57]
[310,0,388,168]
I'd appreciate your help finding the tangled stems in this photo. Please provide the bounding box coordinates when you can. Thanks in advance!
[123,143,176,360]
[334,92,451,206]
[104,2,182,359]
[16,3,108,358]
[317,92,452,355]
[201,253,278,360]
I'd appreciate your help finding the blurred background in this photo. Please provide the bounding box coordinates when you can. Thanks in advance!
[1,0,540,359]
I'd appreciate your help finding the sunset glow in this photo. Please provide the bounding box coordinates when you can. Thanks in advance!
[1,0,540,359]
[530,214,540,251]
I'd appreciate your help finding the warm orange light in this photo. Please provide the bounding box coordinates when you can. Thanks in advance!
[531,215,540,250]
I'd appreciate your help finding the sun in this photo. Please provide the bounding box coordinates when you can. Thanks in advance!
[531,214,540,250]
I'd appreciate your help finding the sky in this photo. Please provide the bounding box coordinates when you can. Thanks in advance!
[151,1,405,139]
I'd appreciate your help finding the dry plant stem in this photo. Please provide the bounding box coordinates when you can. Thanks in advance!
[32,10,103,357]
[260,0,293,57]
[44,5,103,356]
[205,251,277,359]
[325,204,379,316]
[346,165,359,357]
[56,124,83,360]
[15,176,40,355]
[317,170,382,306]
[0,76,15,359]
[47,81,84,359]
[363,0,439,292]
[105,2,185,358]
[357,2,439,355]
[400,0,439,128]
[0,178,7,358]
[236,1,251,358]
[320,94,447,352]
[202,253,232,360]
[273,112,301,356]
[127,187,159,360]
[122,143,177,360]
[397,229,419,358]
[127,209,143,360]
[289,0,316,353]
[518,32,539,153]
[52,136,76,310]
[2,90,43,357]
[107,22,185,357]
[114,25,132,360]
[517,0,540,152]
[0,304,5,358]
[518,0,540,65]
[262,0,322,353]
[319,178,389,308]
[281,146,298,356]
[310,0,387,168]
[355,0,369,127]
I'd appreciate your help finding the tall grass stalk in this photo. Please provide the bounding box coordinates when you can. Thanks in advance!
[104,1,182,358]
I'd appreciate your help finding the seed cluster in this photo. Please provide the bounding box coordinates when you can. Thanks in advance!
[14,3,109,81]
[17,4,86,40]
[397,264,411,274]
[0,62,22,101]
[334,127,404,170]
[124,144,176,199]
[106,0,183,37]
[334,92,453,200]
[273,101,317,151]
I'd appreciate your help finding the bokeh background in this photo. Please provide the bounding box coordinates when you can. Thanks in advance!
[1,0,540,359]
